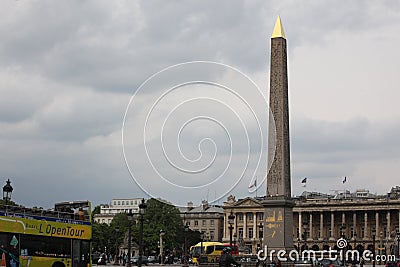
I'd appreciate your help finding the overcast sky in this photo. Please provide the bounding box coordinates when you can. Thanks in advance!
[1,1,400,209]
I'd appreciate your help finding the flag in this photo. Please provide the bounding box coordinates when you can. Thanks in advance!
[248,178,257,189]
[301,177,307,187]
[342,176,347,184]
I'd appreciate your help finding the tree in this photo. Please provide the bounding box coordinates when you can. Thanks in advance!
[137,198,184,255]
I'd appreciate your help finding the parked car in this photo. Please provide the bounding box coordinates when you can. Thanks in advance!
[131,256,149,265]
[147,255,156,264]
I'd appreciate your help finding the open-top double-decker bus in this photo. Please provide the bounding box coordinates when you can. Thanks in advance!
[0,200,92,267]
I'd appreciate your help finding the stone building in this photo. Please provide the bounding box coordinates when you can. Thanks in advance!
[94,198,144,224]
[223,187,400,255]
[179,200,224,242]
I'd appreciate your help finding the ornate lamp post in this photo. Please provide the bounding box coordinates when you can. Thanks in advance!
[2,179,13,206]
[160,229,165,265]
[372,229,376,267]
[396,230,400,258]
[258,222,263,251]
[200,231,205,255]
[127,210,133,267]
[183,223,189,267]
[228,211,235,249]
[379,231,384,265]
[114,226,120,265]
[340,224,347,267]
[138,198,147,267]
[302,219,309,252]
[353,232,357,251]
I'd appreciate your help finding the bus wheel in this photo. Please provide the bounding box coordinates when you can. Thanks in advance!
[52,262,65,267]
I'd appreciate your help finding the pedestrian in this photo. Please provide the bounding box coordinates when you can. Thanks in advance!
[219,247,240,267]
[123,252,127,265]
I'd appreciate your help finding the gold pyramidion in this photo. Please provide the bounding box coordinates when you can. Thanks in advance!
[271,16,286,39]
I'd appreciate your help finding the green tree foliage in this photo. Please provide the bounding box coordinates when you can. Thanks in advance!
[137,198,184,254]
[91,198,197,256]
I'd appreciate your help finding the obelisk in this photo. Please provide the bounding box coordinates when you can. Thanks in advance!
[262,16,294,255]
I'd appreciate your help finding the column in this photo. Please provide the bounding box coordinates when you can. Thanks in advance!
[243,213,247,238]
[253,212,257,239]
[319,212,323,240]
[342,212,346,225]
[224,213,227,239]
[330,212,335,240]
[364,212,369,239]
[375,211,379,237]
[387,211,391,240]
[298,212,302,238]
[309,212,313,240]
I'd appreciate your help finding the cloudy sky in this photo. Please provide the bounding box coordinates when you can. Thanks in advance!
[1,1,400,209]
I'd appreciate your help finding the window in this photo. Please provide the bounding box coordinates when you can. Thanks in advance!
[248,228,253,238]
[248,213,253,221]
[118,201,120,205]
[238,213,244,221]
[259,229,263,238]
[122,201,125,205]
[238,228,243,238]
[210,230,214,241]
[202,220,206,226]
[258,213,263,220]
[194,220,198,226]
[210,220,214,226]
[113,201,116,205]
[186,221,191,226]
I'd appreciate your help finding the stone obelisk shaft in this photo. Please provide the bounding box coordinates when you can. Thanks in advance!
[267,16,291,197]
[263,16,294,254]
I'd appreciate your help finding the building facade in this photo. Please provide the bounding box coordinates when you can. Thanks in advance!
[179,200,224,242]
[94,198,143,224]
[223,187,400,255]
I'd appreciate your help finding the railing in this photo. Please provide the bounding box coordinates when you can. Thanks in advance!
[0,203,90,222]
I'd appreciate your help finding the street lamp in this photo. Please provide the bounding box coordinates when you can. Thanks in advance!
[233,233,237,248]
[114,226,120,265]
[160,229,165,265]
[396,230,400,258]
[127,209,133,267]
[258,222,263,251]
[138,198,147,267]
[2,179,13,206]
[228,211,235,249]
[340,224,347,267]
[353,232,357,251]
[183,223,189,267]
[302,219,309,252]
[379,231,384,265]
[372,229,376,267]
[200,231,205,262]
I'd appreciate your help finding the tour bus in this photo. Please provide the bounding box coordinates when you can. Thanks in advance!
[0,200,92,267]
[190,242,239,264]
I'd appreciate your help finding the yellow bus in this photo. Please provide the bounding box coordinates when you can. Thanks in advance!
[0,200,92,267]
[190,241,239,264]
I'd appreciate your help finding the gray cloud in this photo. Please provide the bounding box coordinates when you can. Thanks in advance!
[0,1,399,208]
